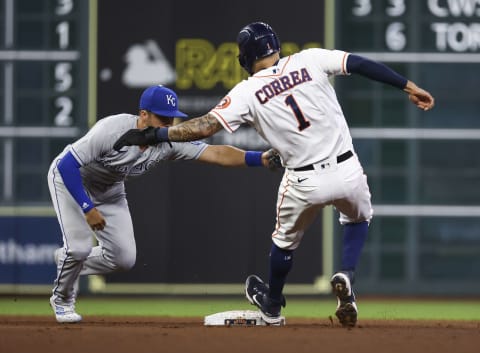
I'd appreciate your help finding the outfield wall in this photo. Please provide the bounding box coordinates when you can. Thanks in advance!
[1,0,480,296]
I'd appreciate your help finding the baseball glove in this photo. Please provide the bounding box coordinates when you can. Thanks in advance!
[113,127,171,151]
[265,148,283,171]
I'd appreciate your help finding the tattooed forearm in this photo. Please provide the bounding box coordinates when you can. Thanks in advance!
[169,113,223,141]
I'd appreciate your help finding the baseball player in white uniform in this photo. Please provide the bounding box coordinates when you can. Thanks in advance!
[114,22,435,326]
[48,85,279,323]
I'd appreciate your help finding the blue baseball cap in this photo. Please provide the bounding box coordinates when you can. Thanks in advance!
[139,85,188,118]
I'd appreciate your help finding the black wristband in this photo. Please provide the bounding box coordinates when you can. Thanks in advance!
[155,127,170,142]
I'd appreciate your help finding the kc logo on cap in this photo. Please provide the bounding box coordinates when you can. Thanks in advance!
[166,94,176,107]
[139,85,187,118]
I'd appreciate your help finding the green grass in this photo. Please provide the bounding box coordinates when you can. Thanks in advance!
[1,297,479,321]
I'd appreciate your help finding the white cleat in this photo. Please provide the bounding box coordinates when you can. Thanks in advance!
[50,296,82,323]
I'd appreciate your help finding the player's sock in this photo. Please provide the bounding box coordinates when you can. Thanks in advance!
[268,243,293,302]
[341,221,369,275]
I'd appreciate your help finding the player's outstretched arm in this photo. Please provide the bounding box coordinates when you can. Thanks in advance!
[168,113,223,141]
[113,113,223,151]
[197,145,283,170]
[198,145,247,167]
[403,80,435,111]
[346,54,434,111]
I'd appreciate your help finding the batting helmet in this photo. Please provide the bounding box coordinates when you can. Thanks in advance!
[237,22,280,75]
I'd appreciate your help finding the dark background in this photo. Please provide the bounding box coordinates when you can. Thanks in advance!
[3,0,478,295]
[98,0,327,284]
[97,0,326,115]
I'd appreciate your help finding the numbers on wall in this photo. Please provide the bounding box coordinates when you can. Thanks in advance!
[54,97,73,126]
[55,0,74,16]
[55,21,70,49]
[352,0,372,16]
[352,0,407,51]
[385,22,406,51]
[54,62,72,92]
[54,0,74,126]
[386,0,406,17]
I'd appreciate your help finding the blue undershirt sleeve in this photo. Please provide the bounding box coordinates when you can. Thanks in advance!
[346,54,408,89]
[57,151,94,213]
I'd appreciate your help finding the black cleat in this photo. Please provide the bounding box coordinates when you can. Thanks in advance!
[245,275,285,325]
[331,271,358,327]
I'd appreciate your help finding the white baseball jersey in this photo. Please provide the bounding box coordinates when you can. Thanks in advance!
[211,48,354,169]
[211,48,372,249]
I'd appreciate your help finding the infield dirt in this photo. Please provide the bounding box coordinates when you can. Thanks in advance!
[0,316,479,353]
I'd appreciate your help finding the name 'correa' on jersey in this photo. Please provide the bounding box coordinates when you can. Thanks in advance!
[255,68,312,104]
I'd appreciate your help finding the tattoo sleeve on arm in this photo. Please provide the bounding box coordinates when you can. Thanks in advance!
[169,113,223,141]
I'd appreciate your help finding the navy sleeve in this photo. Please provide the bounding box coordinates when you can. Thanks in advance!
[346,54,408,89]
[57,151,94,213]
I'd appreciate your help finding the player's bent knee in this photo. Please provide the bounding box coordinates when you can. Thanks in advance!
[339,208,373,225]
[68,247,92,261]
[112,252,136,272]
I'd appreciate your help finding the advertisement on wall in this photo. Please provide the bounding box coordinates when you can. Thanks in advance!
[97,0,326,149]
[0,217,61,285]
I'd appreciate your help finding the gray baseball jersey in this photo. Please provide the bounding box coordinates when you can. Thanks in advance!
[68,113,206,186]
[48,114,207,303]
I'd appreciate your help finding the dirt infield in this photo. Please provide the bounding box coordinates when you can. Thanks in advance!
[1,316,479,353]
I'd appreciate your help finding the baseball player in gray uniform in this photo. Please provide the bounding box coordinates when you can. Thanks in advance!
[114,23,435,327]
[48,85,279,323]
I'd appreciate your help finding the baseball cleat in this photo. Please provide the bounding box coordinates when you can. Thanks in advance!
[245,275,285,325]
[50,295,82,323]
[331,272,358,327]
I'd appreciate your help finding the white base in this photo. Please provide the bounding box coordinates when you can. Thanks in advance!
[204,310,286,326]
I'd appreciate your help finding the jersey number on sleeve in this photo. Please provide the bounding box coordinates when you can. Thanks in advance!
[285,94,311,131]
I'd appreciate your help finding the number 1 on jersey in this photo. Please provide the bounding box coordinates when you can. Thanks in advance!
[285,94,311,131]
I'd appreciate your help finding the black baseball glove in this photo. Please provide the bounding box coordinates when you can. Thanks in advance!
[113,127,159,151]
[265,148,283,171]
